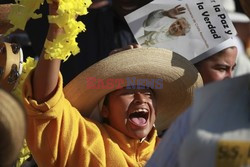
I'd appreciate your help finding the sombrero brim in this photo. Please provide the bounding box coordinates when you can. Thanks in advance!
[64,47,203,132]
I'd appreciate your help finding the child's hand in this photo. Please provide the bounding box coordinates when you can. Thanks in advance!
[49,0,59,16]
[109,44,141,55]
[47,1,64,41]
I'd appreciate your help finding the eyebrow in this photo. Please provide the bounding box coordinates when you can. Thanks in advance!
[232,63,237,70]
[120,87,155,94]
[214,63,237,69]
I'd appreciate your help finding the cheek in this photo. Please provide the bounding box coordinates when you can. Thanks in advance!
[152,110,157,120]
[109,97,132,115]
[206,70,226,82]
[119,97,133,109]
[199,68,220,84]
[150,100,157,119]
[151,99,157,113]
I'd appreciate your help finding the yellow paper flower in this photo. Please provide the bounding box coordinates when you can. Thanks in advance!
[7,0,44,34]
[44,0,91,60]
[15,140,31,167]
[7,0,92,61]
[12,57,38,101]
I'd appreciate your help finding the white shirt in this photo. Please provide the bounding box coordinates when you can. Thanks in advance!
[137,9,177,47]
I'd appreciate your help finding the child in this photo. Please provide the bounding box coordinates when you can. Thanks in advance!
[22,1,203,166]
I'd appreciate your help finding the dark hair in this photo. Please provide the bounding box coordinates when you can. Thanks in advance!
[103,93,110,106]
[102,94,110,124]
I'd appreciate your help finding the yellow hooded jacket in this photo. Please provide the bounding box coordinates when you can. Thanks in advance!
[23,73,160,167]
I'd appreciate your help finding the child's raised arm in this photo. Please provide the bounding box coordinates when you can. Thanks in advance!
[32,1,63,103]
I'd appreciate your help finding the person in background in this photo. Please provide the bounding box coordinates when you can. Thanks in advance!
[0,88,26,167]
[193,37,238,85]
[221,0,250,77]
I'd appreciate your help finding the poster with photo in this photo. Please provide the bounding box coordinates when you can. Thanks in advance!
[124,0,237,62]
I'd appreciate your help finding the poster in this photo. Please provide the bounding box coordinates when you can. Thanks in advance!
[125,0,237,62]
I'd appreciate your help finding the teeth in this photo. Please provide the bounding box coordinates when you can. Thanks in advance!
[134,108,148,113]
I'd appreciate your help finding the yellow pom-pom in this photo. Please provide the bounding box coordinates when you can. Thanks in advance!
[44,0,91,61]
[6,0,44,35]
[7,0,92,61]
[15,140,31,167]
[12,57,38,101]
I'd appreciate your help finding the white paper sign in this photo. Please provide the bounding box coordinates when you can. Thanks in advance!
[125,0,237,61]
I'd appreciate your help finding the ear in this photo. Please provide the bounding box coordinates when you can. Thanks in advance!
[101,105,109,118]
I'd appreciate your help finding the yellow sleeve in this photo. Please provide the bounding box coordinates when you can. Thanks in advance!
[23,72,107,167]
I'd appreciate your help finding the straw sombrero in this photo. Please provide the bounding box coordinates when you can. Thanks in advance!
[0,42,23,91]
[64,47,203,132]
[0,88,26,166]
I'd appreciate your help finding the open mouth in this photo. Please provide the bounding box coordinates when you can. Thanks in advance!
[128,109,149,127]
